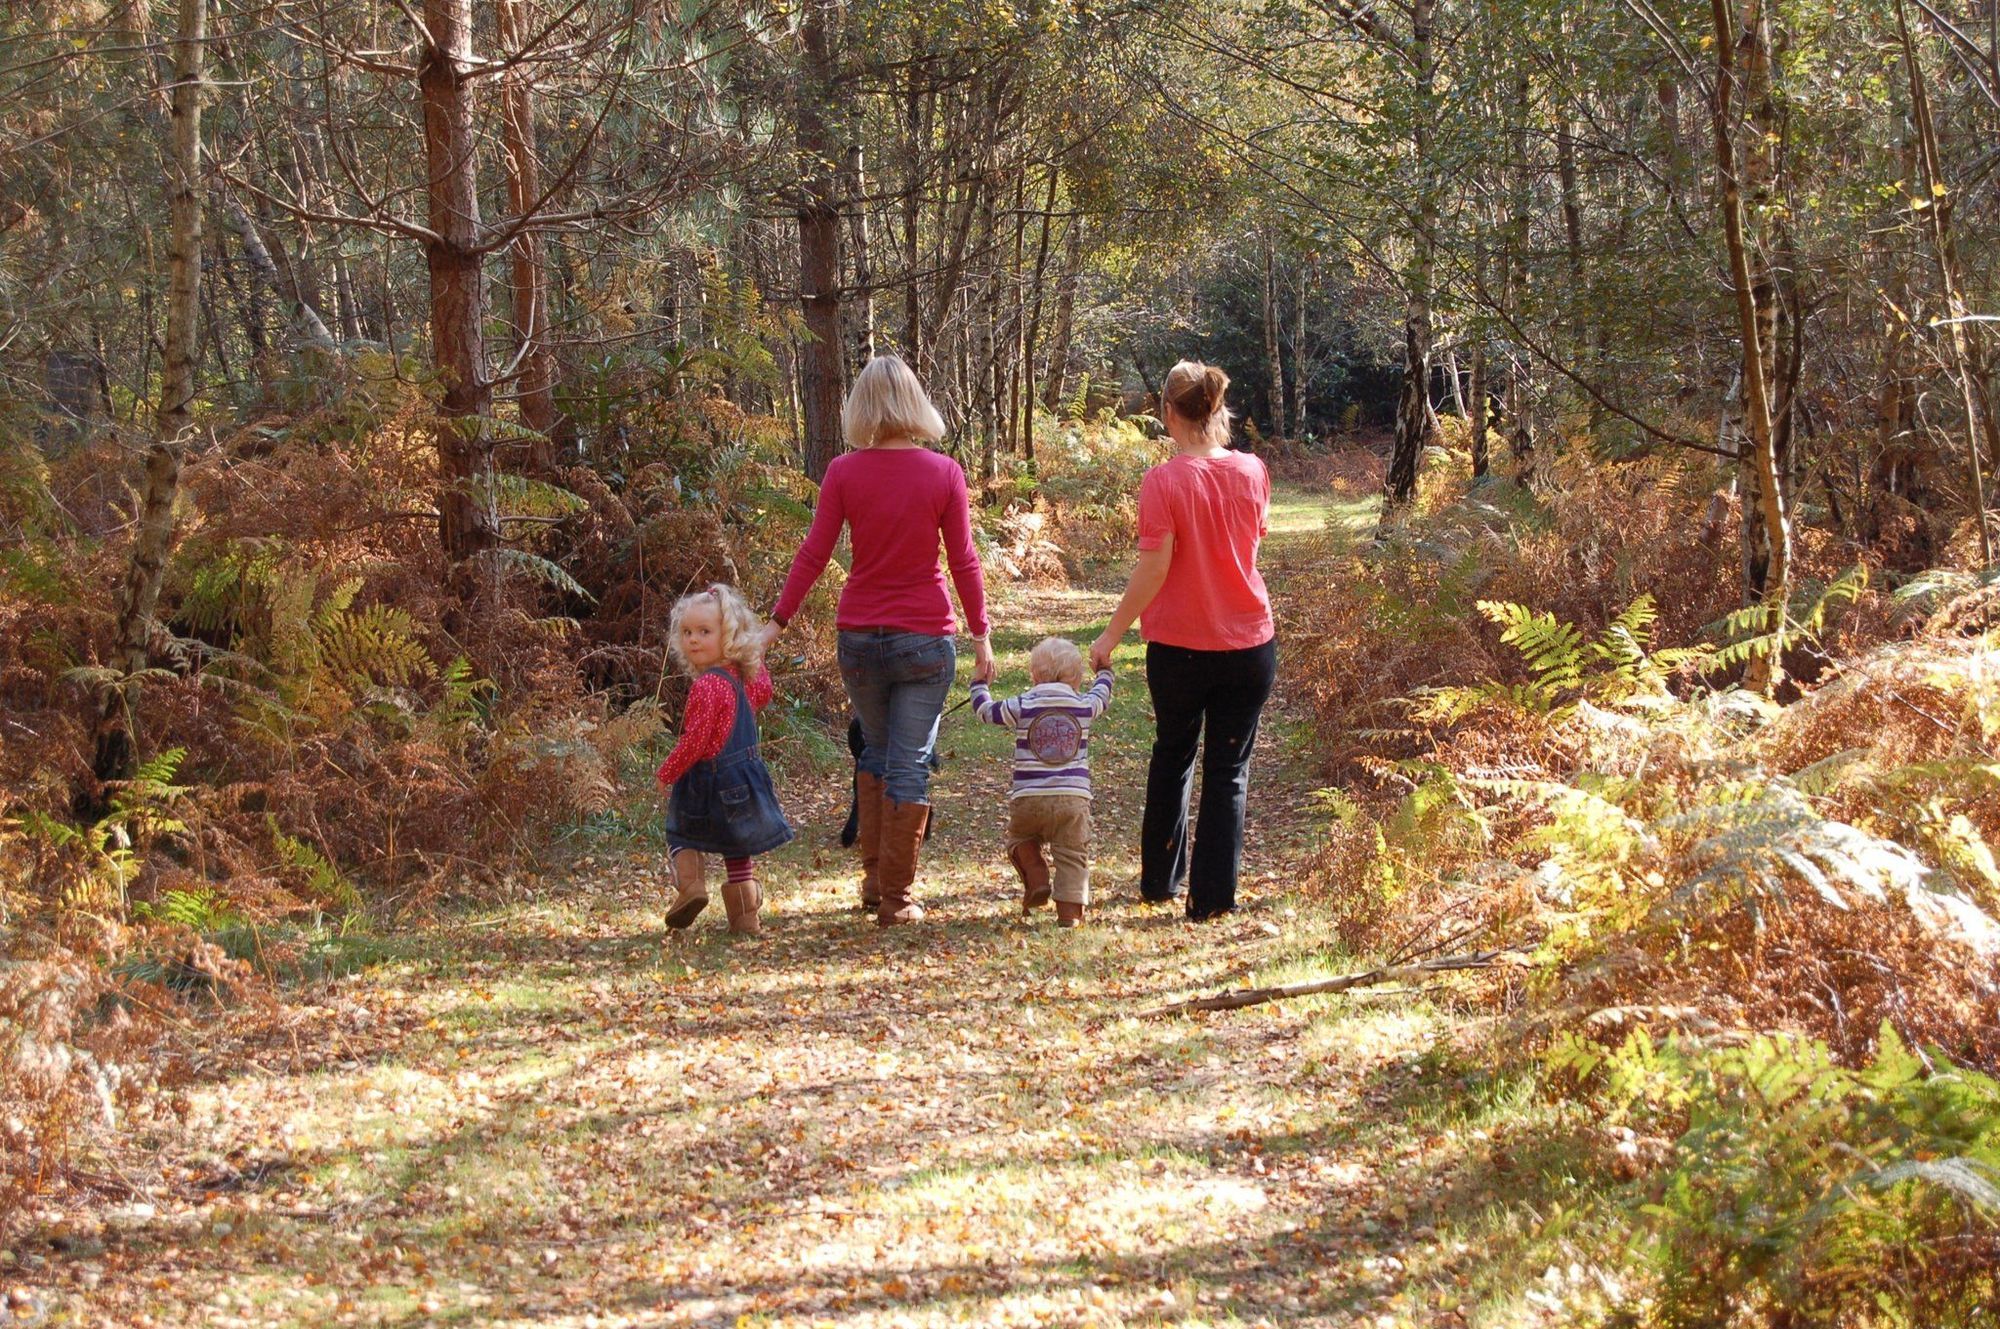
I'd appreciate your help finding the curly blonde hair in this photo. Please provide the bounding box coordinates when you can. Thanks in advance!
[667,582,764,678]
[1029,637,1086,690]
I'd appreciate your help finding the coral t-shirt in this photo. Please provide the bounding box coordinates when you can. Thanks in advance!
[1136,451,1274,652]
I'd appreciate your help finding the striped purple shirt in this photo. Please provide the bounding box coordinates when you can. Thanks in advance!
[970,670,1115,800]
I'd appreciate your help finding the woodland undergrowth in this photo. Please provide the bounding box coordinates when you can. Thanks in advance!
[0,356,1151,1222]
[1281,437,2000,1324]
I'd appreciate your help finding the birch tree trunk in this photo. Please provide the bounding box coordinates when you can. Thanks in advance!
[1291,255,1310,438]
[94,0,206,792]
[1897,0,1995,567]
[1710,0,1792,693]
[224,196,335,349]
[1262,228,1283,444]
[845,141,877,369]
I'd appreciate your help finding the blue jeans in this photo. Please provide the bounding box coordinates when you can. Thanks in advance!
[837,630,956,806]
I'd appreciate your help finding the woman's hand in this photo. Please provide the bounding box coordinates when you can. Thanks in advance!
[971,635,996,685]
[1090,630,1119,673]
[755,620,784,653]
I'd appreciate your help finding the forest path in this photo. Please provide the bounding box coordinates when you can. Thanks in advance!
[60,479,1524,1328]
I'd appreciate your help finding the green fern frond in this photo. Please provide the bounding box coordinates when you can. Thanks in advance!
[62,664,180,696]
[268,816,361,913]
[479,547,595,603]
[430,656,497,728]
[1893,566,1998,608]
[738,484,815,525]
[0,538,71,603]
[1479,600,1589,692]
[136,886,244,932]
[1801,565,1870,636]
[316,602,435,691]
[482,472,586,518]
[448,413,550,447]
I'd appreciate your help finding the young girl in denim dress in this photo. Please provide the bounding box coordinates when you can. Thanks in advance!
[656,584,793,936]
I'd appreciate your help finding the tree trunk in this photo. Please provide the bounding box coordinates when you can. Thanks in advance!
[1468,342,1489,478]
[1711,0,1792,692]
[1873,110,1918,502]
[1898,0,1995,567]
[901,64,928,371]
[1505,70,1536,481]
[1291,255,1311,438]
[844,141,877,369]
[976,179,1000,484]
[1042,212,1083,414]
[1007,162,1029,460]
[94,0,206,794]
[419,0,498,565]
[224,195,336,349]
[796,0,845,479]
[495,0,561,465]
[1020,165,1060,462]
[1382,0,1437,515]
[1262,227,1284,442]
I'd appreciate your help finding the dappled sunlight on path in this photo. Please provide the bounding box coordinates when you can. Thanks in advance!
[42,480,1518,1328]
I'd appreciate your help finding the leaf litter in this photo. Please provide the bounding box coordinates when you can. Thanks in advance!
[10,486,1511,1328]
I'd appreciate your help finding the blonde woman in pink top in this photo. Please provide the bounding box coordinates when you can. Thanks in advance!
[761,355,995,926]
[1091,360,1275,920]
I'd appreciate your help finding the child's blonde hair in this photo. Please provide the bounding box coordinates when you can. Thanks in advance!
[668,582,764,678]
[1029,637,1086,689]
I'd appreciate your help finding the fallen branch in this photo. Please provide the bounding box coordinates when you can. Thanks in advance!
[1137,946,1532,1018]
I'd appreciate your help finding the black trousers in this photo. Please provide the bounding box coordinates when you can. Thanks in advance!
[1139,638,1278,918]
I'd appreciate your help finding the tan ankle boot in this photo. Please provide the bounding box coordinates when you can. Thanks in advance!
[664,850,708,930]
[1011,842,1052,912]
[721,880,762,936]
[877,799,930,927]
[855,771,886,911]
[1056,900,1085,928]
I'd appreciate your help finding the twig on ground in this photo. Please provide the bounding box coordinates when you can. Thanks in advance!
[1137,946,1533,1018]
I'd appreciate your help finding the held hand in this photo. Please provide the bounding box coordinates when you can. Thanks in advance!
[1090,630,1118,672]
[971,637,996,685]
[755,620,783,652]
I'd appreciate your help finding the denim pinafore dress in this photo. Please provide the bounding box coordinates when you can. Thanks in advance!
[663,667,794,857]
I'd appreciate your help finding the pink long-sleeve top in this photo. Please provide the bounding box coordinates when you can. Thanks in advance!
[771,447,991,638]
[653,664,774,790]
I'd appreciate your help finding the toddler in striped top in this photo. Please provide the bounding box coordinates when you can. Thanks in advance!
[969,637,1114,926]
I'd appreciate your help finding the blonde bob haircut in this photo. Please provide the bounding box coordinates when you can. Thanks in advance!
[1028,636,1087,690]
[667,582,765,679]
[1162,359,1234,450]
[843,354,948,449]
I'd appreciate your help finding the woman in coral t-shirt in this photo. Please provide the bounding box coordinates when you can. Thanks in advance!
[1091,360,1274,920]
[761,355,994,927]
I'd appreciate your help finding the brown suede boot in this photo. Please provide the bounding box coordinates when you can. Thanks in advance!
[876,799,930,927]
[721,880,762,937]
[855,770,886,911]
[1056,900,1085,928]
[721,881,761,936]
[1011,842,1052,913]
[664,849,708,930]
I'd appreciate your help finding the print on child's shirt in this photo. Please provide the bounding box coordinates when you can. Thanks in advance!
[1025,711,1084,765]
